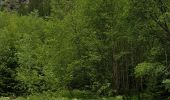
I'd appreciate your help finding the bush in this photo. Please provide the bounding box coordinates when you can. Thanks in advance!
[163,79,170,92]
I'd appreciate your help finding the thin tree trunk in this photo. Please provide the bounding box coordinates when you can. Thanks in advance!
[112,46,119,94]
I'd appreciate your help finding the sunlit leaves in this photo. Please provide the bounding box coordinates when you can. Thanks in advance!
[135,62,165,77]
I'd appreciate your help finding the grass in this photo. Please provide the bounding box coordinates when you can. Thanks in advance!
[0,90,124,100]
[0,96,123,100]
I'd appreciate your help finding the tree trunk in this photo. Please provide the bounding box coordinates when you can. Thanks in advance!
[112,47,119,94]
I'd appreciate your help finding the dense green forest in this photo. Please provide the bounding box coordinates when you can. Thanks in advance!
[0,0,170,100]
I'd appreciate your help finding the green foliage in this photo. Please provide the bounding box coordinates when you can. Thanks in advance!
[51,0,75,19]
[0,12,26,96]
[135,62,167,99]
[28,0,51,16]
[163,79,170,92]
[0,11,73,95]
[135,62,165,78]
[0,0,170,99]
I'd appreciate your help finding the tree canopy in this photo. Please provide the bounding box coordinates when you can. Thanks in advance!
[0,0,170,100]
